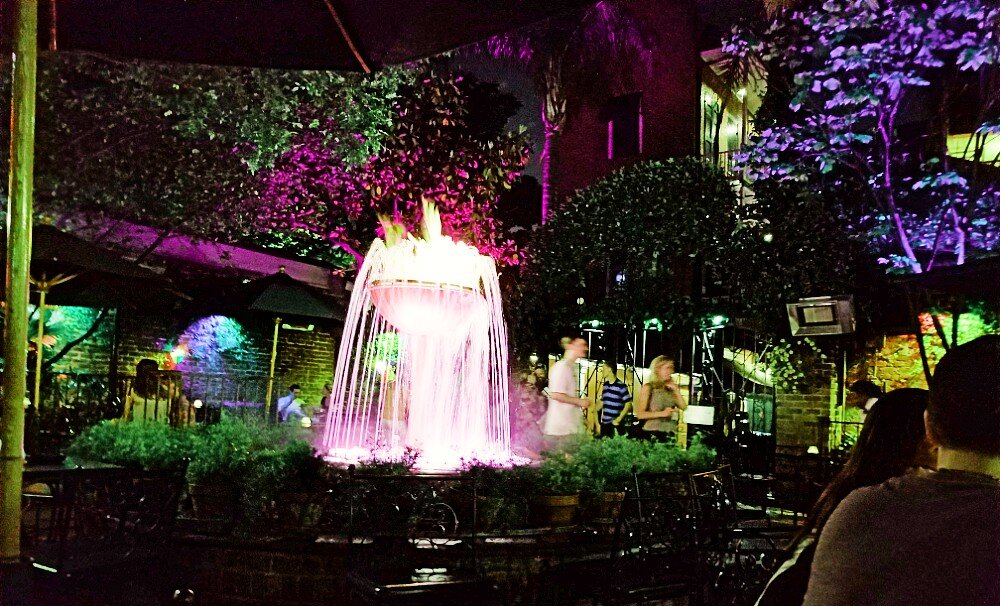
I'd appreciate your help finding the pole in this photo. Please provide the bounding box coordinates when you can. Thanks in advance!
[264,316,281,421]
[32,285,45,410]
[1,0,38,566]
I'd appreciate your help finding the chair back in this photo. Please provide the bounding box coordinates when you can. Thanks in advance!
[346,467,479,571]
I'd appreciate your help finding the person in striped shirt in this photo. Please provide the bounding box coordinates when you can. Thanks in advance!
[599,361,632,438]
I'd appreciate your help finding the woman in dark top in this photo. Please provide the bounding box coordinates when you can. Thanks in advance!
[755,388,936,605]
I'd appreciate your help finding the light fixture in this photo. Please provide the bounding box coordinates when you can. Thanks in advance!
[300,416,313,428]
[763,233,774,243]
[192,399,204,409]
[528,353,539,366]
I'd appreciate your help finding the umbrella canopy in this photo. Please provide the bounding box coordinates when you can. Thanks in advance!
[10,224,156,280]
[3,0,594,71]
[217,270,344,322]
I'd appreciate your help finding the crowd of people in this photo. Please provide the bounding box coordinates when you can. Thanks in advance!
[538,334,999,605]
[759,335,1000,605]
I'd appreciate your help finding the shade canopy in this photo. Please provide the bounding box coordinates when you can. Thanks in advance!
[13,224,156,279]
[0,224,169,308]
[219,271,344,322]
[3,0,593,71]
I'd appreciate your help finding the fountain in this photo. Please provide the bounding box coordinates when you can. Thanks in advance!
[322,201,511,469]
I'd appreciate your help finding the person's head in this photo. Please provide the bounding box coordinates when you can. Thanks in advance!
[602,361,619,383]
[848,379,883,410]
[135,359,159,395]
[322,383,332,396]
[807,388,931,534]
[648,356,675,382]
[560,336,588,361]
[927,335,1000,457]
[288,384,301,397]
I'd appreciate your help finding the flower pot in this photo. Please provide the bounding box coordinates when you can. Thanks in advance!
[532,494,580,527]
[188,481,238,520]
[595,491,625,522]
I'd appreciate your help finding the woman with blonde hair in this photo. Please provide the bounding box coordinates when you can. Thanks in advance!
[634,355,686,440]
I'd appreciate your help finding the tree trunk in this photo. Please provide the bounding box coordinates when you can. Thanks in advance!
[1,0,38,566]
[540,120,556,225]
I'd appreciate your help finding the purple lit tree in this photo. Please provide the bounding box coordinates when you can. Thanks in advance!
[735,0,1000,273]
[483,1,652,223]
[253,70,530,267]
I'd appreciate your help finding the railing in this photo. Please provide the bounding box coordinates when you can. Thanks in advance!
[25,370,283,458]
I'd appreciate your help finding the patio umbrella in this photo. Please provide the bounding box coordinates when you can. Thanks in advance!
[212,268,344,417]
[0,224,159,409]
[4,0,594,71]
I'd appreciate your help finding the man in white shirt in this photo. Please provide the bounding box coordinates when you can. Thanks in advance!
[277,384,304,422]
[542,337,590,448]
[848,379,883,421]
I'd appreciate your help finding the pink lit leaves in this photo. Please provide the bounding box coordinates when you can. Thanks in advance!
[253,71,529,268]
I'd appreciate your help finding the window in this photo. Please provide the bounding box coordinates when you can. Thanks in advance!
[603,92,643,159]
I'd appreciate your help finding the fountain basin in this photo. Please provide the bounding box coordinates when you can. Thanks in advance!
[370,279,485,337]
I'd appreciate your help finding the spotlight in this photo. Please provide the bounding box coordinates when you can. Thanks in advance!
[192,399,203,409]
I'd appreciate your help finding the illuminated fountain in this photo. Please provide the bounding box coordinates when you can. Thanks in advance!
[323,202,511,469]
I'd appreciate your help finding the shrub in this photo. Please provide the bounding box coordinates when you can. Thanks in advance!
[66,419,194,471]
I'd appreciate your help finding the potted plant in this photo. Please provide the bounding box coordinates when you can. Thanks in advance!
[247,439,327,535]
[473,465,531,531]
[574,435,646,522]
[530,455,588,527]
[186,416,254,521]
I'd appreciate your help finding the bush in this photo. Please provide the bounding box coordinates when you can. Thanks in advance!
[66,419,194,471]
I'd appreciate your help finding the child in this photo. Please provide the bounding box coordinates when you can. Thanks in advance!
[599,361,632,438]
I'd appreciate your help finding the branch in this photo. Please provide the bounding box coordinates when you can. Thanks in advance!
[42,308,111,370]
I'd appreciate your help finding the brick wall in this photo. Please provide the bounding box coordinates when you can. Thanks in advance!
[48,308,337,407]
[775,389,833,452]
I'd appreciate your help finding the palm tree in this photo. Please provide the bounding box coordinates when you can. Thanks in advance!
[483,1,652,223]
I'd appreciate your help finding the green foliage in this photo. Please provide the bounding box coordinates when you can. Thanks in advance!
[251,68,530,266]
[530,434,717,496]
[573,434,645,492]
[66,419,194,471]
[766,338,830,393]
[513,158,739,353]
[734,0,1000,272]
[724,183,870,335]
[533,454,591,496]
[186,415,310,484]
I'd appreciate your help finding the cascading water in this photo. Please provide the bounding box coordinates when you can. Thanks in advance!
[322,203,511,469]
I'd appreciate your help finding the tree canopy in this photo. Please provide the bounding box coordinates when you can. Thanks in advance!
[733,0,1000,274]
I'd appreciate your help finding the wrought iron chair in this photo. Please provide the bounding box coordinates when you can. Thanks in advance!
[21,463,188,577]
[690,465,791,606]
[345,466,499,605]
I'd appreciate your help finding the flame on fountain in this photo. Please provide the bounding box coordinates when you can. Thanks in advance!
[323,200,512,470]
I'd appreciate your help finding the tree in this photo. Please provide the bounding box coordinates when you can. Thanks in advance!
[250,69,530,266]
[734,0,1000,274]
[512,158,739,357]
[483,1,652,223]
[0,53,406,263]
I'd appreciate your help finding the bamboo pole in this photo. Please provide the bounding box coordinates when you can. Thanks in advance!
[264,316,282,421]
[32,286,45,410]
[1,0,38,565]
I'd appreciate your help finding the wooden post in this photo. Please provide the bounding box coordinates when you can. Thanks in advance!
[264,316,281,421]
[1,0,38,565]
